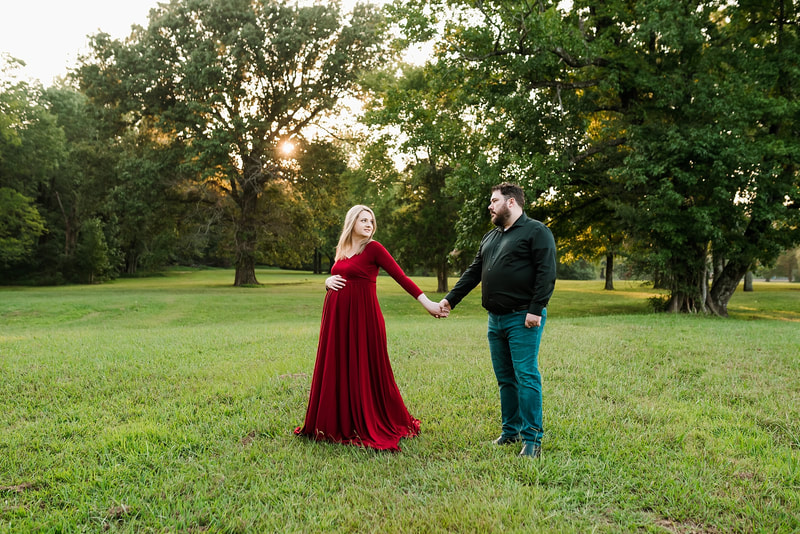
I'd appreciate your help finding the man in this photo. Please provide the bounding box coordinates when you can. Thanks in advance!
[440,183,556,458]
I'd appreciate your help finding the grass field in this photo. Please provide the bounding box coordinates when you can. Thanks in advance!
[1,270,798,532]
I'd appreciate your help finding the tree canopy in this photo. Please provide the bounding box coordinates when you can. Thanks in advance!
[390,0,800,315]
[77,0,387,285]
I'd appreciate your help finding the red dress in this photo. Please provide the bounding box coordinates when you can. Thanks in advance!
[295,241,422,451]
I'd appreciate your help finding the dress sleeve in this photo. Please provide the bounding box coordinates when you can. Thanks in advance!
[369,241,423,298]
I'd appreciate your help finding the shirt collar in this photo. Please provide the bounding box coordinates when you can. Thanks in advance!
[502,212,528,232]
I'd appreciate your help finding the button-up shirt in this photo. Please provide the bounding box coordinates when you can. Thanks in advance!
[445,213,557,316]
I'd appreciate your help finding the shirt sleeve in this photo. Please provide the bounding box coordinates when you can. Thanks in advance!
[527,225,557,316]
[370,241,424,298]
[444,243,484,309]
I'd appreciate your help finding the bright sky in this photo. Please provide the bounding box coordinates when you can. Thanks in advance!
[1,1,160,85]
[0,0,381,86]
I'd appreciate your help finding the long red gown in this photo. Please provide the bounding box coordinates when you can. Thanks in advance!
[294,241,422,451]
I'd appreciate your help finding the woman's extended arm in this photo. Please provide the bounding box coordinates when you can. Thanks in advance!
[418,293,449,318]
[371,242,447,318]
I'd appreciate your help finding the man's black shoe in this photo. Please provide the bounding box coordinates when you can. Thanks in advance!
[492,434,521,445]
[518,443,541,458]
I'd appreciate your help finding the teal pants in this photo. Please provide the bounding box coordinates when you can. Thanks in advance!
[487,308,546,445]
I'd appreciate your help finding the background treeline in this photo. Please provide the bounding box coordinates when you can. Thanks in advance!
[1,0,798,316]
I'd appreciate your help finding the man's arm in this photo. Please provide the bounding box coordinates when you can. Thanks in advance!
[527,225,557,316]
[443,248,483,310]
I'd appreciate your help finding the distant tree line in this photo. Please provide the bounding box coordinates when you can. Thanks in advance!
[1,0,798,316]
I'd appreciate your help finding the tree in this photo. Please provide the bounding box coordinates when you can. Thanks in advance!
[760,247,800,282]
[0,188,46,269]
[0,58,67,282]
[361,63,470,291]
[109,124,186,274]
[0,55,25,163]
[394,0,800,315]
[78,0,388,285]
[40,86,120,276]
[0,68,65,203]
[75,217,112,283]
[293,139,350,273]
[383,162,460,292]
[700,0,800,314]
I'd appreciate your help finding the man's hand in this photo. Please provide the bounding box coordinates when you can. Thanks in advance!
[525,313,542,328]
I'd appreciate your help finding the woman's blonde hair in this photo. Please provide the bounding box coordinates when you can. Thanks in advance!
[335,205,376,261]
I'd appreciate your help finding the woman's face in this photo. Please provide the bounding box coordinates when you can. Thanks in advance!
[353,210,375,240]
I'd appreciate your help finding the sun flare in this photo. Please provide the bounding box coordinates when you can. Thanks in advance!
[279,140,296,157]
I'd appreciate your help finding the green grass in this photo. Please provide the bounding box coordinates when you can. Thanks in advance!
[1,270,798,532]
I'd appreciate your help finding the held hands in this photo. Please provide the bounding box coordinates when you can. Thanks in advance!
[418,294,450,318]
[325,275,346,291]
[438,299,452,317]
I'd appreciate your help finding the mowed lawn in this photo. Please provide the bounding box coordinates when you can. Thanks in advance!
[1,270,798,532]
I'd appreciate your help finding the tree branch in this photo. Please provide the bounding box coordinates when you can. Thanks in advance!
[527,79,600,90]
[568,137,627,166]
[552,47,609,68]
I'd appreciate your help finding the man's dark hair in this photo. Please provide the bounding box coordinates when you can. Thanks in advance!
[492,183,525,207]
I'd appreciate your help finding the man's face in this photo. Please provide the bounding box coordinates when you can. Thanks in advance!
[488,193,511,227]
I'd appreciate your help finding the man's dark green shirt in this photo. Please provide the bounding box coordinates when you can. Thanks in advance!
[445,213,557,316]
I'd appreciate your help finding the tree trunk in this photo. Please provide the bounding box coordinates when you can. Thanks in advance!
[699,260,708,308]
[233,167,261,287]
[233,225,259,285]
[55,192,79,257]
[743,271,753,292]
[707,208,774,314]
[706,260,749,317]
[234,209,259,285]
[126,253,138,275]
[234,254,258,286]
[436,256,449,293]
[663,244,708,314]
[312,248,322,274]
[712,254,724,285]
[666,290,705,314]
[604,253,614,290]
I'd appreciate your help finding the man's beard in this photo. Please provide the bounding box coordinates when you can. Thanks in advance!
[491,206,510,227]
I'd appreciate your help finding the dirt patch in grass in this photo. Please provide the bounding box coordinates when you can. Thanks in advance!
[241,430,257,446]
[655,518,719,533]
[0,482,36,493]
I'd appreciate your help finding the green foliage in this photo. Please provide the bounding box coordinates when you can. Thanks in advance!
[361,62,471,288]
[108,125,187,275]
[74,218,112,283]
[556,258,597,281]
[0,188,46,268]
[395,0,800,316]
[293,139,351,273]
[77,0,389,285]
[381,162,461,290]
[0,55,26,155]
[0,54,134,285]
[0,73,65,200]
[41,86,120,264]
[757,247,800,282]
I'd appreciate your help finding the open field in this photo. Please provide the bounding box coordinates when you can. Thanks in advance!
[1,270,798,532]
